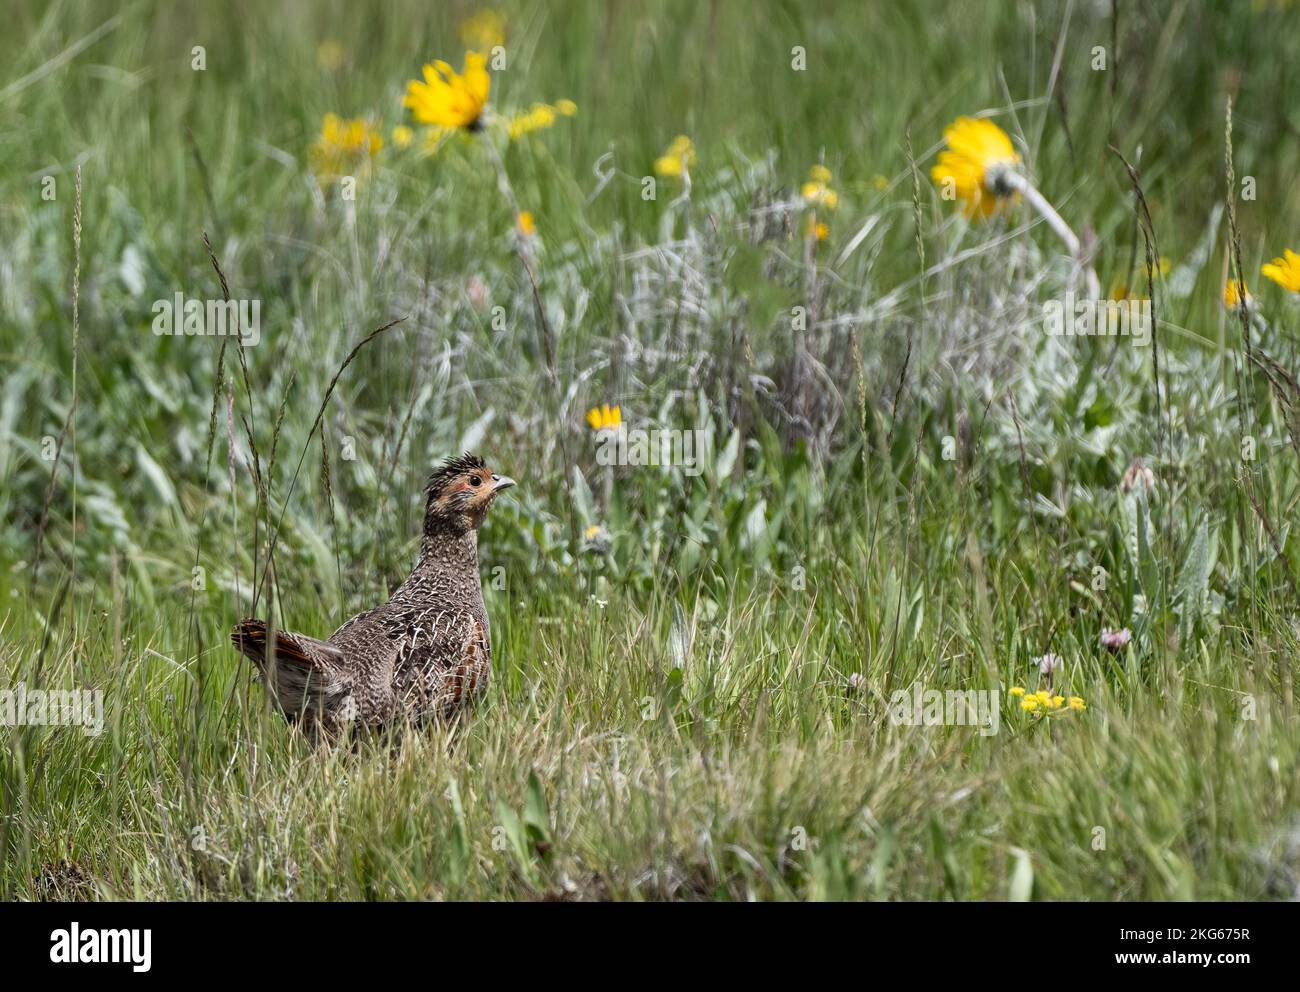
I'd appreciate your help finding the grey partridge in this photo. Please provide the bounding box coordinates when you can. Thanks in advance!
[231,453,515,738]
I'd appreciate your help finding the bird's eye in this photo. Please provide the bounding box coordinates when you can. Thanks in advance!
[469,475,482,487]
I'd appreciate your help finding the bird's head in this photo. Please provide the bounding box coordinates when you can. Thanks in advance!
[423,452,516,535]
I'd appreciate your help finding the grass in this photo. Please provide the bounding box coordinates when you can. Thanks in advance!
[2,0,1300,900]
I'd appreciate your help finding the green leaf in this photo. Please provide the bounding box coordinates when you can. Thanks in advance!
[1083,392,1115,431]
[524,771,552,860]
[570,464,596,527]
[524,772,550,843]
[447,777,468,886]
[870,825,896,899]
[715,428,740,481]
[928,815,961,898]
[495,799,536,886]
[1176,520,1213,637]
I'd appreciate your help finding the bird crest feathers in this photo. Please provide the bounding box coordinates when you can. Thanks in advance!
[425,452,487,497]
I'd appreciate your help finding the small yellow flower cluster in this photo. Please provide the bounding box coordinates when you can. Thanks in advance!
[506,99,577,140]
[516,211,537,238]
[654,135,695,178]
[397,26,574,157]
[586,404,622,431]
[1009,686,1085,714]
[310,113,383,182]
[801,164,838,242]
[800,164,839,210]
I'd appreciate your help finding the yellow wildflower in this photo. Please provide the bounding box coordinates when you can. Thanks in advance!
[801,164,839,210]
[516,211,537,238]
[507,103,558,139]
[1068,696,1086,711]
[583,524,602,541]
[1020,698,1039,711]
[1051,695,1065,709]
[505,101,576,140]
[1035,690,1051,706]
[403,52,490,131]
[1262,249,1300,292]
[930,115,1021,219]
[1008,686,1025,697]
[1224,279,1252,308]
[310,113,383,182]
[586,404,622,431]
[872,174,889,191]
[391,125,414,149]
[460,10,506,51]
[805,216,829,241]
[655,135,695,177]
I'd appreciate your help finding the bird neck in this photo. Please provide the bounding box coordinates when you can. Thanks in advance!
[397,520,482,600]
[416,521,478,569]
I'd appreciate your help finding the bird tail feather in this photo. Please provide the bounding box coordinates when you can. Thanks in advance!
[230,618,349,728]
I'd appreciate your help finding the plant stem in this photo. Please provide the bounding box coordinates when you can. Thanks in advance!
[1005,172,1100,299]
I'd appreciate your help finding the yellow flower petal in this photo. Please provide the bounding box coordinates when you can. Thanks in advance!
[655,135,695,177]
[1224,280,1252,307]
[310,113,383,182]
[586,403,622,431]
[404,52,490,130]
[931,116,1020,219]
[1262,248,1300,293]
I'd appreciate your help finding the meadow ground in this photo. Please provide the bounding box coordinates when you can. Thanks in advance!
[2,0,1300,900]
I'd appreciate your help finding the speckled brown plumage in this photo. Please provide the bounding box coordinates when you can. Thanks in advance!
[231,453,515,739]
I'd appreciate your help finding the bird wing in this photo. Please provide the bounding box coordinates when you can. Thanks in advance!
[385,607,491,719]
[326,605,489,722]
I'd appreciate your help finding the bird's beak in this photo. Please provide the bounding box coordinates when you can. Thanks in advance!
[492,475,516,492]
